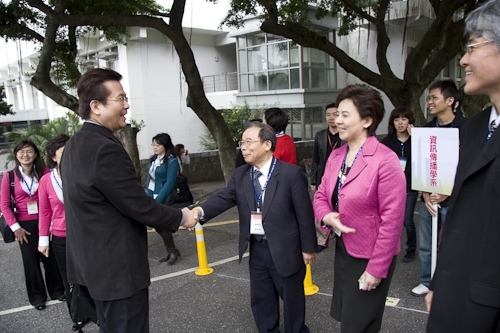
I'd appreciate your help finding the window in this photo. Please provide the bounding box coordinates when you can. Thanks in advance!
[237,31,336,92]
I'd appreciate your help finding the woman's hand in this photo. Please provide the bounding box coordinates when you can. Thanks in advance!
[322,212,356,234]
[407,124,414,136]
[14,228,31,244]
[360,271,381,291]
[38,246,49,257]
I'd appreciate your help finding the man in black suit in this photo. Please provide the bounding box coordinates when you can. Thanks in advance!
[61,68,196,332]
[425,1,500,331]
[193,122,317,333]
[310,103,343,253]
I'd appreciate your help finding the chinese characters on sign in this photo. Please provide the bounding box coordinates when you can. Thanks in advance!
[429,136,437,187]
[411,128,459,196]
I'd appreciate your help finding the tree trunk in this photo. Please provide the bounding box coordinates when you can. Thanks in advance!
[114,124,142,179]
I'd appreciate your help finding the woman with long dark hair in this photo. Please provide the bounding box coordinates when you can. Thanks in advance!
[381,107,418,263]
[146,133,181,264]
[38,134,96,331]
[0,140,64,310]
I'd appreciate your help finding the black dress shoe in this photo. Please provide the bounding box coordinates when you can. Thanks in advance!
[403,251,416,263]
[57,295,66,302]
[316,245,326,253]
[72,319,90,331]
[34,303,46,311]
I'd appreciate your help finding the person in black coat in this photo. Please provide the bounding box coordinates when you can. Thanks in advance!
[426,1,500,331]
[381,106,417,263]
[310,103,344,252]
[194,122,317,333]
[61,68,197,332]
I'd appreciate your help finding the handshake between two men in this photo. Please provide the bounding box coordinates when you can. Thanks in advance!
[180,206,203,230]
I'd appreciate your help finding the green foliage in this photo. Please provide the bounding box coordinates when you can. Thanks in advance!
[222,0,382,36]
[0,85,14,116]
[199,101,273,150]
[130,118,145,131]
[0,112,82,168]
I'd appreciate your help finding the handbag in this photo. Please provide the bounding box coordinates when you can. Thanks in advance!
[165,172,194,207]
[0,171,17,243]
[69,283,97,326]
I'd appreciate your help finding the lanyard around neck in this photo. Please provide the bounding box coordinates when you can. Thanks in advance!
[251,158,277,212]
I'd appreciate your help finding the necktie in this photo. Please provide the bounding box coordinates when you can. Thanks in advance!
[488,120,497,140]
[253,170,264,241]
[253,170,263,206]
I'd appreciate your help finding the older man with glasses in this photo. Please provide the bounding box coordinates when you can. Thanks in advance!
[425,1,500,331]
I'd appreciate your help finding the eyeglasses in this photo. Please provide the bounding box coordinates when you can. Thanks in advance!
[107,96,129,104]
[17,150,35,156]
[151,143,161,147]
[238,139,261,148]
[464,40,493,54]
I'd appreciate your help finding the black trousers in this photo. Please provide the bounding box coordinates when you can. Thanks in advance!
[51,236,71,315]
[249,237,309,333]
[18,220,65,305]
[94,287,149,333]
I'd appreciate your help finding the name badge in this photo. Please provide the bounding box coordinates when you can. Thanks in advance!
[399,157,407,171]
[148,179,155,191]
[250,211,265,235]
[27,201,38,214]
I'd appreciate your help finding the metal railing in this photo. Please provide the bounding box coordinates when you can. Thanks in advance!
[202,72,238,93]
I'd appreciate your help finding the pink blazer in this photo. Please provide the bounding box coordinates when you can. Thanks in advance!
[313,136,406,278]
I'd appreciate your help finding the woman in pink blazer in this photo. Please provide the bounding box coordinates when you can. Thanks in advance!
[38,134,95,331]
[0,140,64,310]
[313,84,406,333]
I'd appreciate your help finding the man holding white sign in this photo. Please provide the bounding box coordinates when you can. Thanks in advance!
[410,80,467,297]
[426,1,500,331]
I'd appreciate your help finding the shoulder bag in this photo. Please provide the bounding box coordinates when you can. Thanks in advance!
[0,171,17,243]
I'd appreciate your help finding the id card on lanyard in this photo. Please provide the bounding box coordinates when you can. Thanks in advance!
[23,177,38,214]
[249,158,277,235]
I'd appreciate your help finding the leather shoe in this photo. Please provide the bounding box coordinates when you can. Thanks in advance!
[34,303,46,311]
[72,319,90,331]
[403,251,415,263]
[167,249,180,265]
[57,295,66,302]
[159,252,171,262]
[316,245,326,253]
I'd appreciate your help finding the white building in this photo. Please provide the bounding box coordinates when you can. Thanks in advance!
[0,0,464,171]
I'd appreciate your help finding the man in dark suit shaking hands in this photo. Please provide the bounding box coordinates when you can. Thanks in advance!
[61,68,197,332]
[425,1,500,331]
[193,122,317,333]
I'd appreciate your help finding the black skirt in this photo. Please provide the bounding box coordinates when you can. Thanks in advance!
[331,235,397,333]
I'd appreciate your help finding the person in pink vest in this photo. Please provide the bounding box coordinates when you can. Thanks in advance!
[0,140,64,310]
[313,84,406,333]
[38,134,96,331]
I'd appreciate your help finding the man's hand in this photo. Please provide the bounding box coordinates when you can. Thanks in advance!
[322,212,356,234]
[310,185,316,191]
[430,193,448,205]
[14,228,31,244]
[423,192,437,217]
[38,246,49,257]
[425,290,434,312]
[302,252,316,265]
[181,207,197,230]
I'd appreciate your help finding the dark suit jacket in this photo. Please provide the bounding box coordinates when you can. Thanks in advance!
[427,107,500,332]
[200,158,316,277]
[310,129,342,186]
[61,123,183,301]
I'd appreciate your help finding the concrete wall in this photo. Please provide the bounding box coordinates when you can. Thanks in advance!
[140,140,315,184]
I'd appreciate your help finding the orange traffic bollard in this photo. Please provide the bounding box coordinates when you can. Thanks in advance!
[194,222,214,276]
[303,264,319,295]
